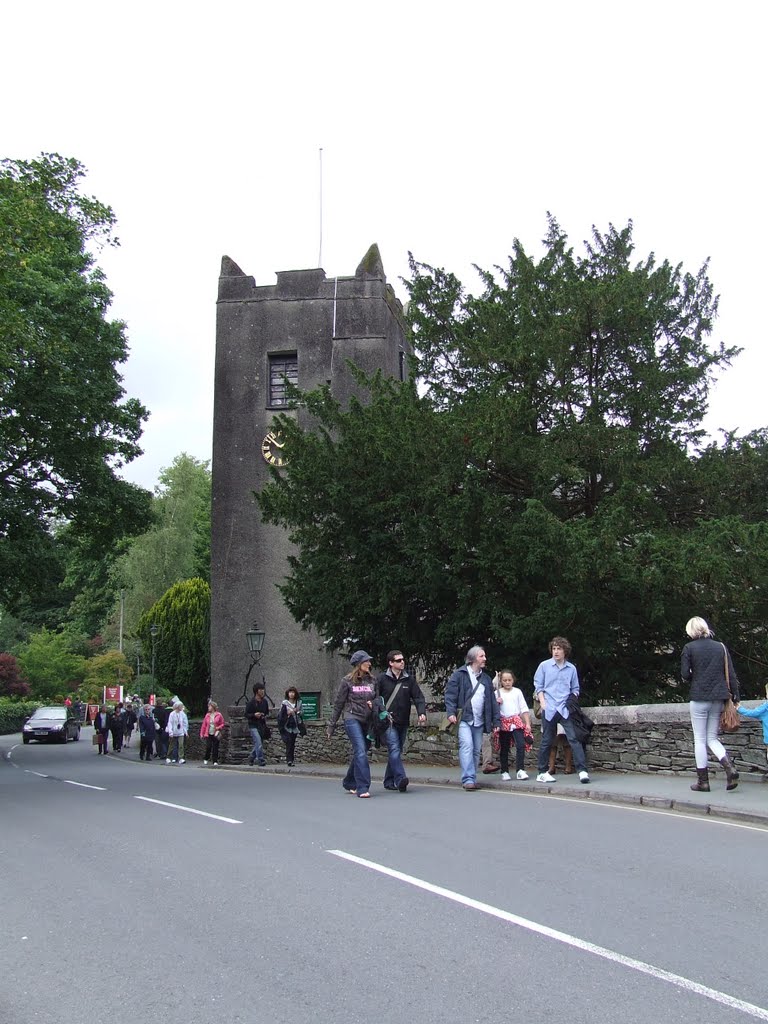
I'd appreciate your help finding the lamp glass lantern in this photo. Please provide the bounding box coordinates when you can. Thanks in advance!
[246,623,266,659]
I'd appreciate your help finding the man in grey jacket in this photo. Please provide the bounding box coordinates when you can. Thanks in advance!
[445,646,500,790]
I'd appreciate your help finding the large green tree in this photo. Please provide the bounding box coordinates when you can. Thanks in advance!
[137,577,210,713]
[256,218,768,701]
[107,453,211,641]
[16,628,86,699]
[0,153,149,612]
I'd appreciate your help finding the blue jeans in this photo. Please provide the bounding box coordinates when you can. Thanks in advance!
[537,712,586,773]
[249,727,266,764]
[383,724,409,788]
[342,718,371,795]
[458,720,484,785]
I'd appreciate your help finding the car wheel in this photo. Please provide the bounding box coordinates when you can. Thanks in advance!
[60,731,67,744]
[22,735,29,744]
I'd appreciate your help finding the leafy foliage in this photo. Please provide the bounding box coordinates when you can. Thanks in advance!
[0,698,43,735]
[0,652,30,697]
[108,454,211,640]
[137,577,210,713]
[81,649,133,694]
[256,218,768,701]
[0,153,150,612]
[16,628,86,699]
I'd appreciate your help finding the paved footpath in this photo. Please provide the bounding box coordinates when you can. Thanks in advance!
[98,729,768,828]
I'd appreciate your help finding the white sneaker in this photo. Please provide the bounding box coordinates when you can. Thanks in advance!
[203,760,208,765]
[517,770,529,780]
[536,771,556,783]
[213,762,218,766]
[501,771,511,781]
[165,758,171,765]
[179,759,185,764]
[579,770,590,784]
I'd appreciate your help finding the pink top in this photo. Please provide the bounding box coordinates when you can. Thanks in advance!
[199,711,225,738]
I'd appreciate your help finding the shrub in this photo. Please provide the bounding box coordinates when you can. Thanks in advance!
[0,698,42,734]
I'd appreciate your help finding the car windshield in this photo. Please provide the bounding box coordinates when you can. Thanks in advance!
[32,708,66,720]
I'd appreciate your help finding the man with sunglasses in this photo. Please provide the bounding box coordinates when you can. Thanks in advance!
[376,650,427,792]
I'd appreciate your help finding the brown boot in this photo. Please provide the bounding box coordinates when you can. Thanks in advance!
[719,756,739,791]
[564,746,574,774]
[690,768,710,792]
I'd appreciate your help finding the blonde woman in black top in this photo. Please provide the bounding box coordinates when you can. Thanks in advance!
[681,616,740,792]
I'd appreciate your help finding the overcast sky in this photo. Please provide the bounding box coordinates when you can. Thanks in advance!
[5,0,766,490]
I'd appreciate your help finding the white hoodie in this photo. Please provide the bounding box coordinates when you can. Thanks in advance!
[166,708,188,737]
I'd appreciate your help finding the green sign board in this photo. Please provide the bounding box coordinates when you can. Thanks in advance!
[301,692,320,721]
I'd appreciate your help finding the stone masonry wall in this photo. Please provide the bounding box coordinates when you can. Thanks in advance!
[183,702,768,776]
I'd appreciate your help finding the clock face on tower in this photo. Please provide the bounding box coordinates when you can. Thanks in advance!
[261,429,286,467]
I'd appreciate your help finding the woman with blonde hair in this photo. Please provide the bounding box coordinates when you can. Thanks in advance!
[681,616,740,792]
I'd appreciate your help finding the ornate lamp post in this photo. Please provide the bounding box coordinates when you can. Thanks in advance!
[150,623,159,692]
[235,623,266,704]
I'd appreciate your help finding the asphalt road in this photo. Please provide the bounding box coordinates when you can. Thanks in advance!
[2,733,767,1024]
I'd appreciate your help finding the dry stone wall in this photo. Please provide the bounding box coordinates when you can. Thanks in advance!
[182,702,768,776]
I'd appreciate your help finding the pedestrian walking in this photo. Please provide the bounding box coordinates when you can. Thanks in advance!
[154,700,170,760]
[245,683,270,766]
[93,704,110,755]
[495,670,532,781]
[376,650,427,793]
[123,704,137,747]
[166,701,189,764]
[534,637,590,784]
[277,688,305,767]
[682,616,741,792]
[327,651,377,798]
[109,703,124,752]
[138,705,157,761]
[444,645,500,791]
[200,700,225,765]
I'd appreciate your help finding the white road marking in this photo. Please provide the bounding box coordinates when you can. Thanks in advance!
[25,771,49,778]
[133,796,242,824]
[329,849,768,1021]
[64,780,107,791]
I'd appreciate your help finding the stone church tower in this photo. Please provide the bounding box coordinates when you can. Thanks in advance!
[210,245,408,713]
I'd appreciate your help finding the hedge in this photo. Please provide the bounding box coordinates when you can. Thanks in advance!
[0,699,43,735]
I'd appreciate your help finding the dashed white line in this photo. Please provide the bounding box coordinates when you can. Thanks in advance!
[328,849,768,1021]
[65,780,107,791]
[133,796,242,824]
[25,770,49,778]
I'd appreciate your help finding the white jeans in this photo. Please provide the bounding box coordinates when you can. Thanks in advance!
[689,700,726,768]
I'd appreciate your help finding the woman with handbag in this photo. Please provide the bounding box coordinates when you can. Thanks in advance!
[277,687,305,767]
[681,616,741,792]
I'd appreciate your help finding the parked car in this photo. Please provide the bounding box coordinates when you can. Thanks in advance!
[22,707,81,744]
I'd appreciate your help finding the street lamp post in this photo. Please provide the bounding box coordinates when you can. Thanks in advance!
[150,624,159,693]
[235,623,266,704]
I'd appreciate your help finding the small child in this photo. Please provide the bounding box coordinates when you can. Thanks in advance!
[737,684,768,767]
[496,670,532,781]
